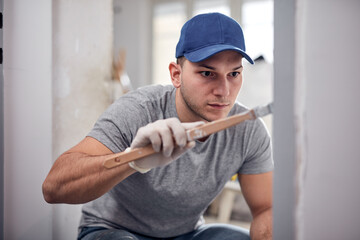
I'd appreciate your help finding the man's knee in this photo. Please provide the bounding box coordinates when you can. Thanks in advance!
[81,228,140,240]
[195,223,250,240]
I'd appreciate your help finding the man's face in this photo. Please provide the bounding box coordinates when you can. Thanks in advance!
[175,50,244,122]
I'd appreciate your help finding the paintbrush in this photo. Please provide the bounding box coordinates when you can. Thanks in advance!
[103,102,273,169]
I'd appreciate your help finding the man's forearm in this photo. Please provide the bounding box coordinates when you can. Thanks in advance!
[42,152,135,204]
[250,208,272,240]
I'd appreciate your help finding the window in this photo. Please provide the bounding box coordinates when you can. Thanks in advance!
[193,0,230,16]
[237,0,274,135]
[242,0,274,63]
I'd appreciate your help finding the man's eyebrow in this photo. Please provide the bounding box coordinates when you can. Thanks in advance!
[233,65,243,70]
[197,64,243,71]
[198,64,215,70]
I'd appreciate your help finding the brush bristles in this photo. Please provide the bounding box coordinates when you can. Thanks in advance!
[253,103,273,118]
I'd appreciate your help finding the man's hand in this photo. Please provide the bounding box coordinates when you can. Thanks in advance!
[130,118,204,170]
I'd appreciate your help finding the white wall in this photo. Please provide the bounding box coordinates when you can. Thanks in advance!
[4,1,113,239]
[4,1,53,239]
[274,0,360,239]
[298,0,360,239]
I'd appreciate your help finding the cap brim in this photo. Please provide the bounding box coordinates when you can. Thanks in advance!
[184,44,254,64]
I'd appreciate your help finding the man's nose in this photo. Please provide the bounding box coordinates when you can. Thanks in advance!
[213,77,230,97]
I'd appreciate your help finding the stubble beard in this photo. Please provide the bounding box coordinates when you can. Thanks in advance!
[180,79,213,122]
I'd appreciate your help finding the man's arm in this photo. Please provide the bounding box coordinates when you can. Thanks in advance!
[42,118,204,205]
[238,171,273,240]
[42,136,137,204]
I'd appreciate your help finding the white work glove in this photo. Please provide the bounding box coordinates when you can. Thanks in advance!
[129,118,204,173]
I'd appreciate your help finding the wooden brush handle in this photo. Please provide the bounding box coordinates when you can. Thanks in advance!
[103,110,254,169]
[103,145,155,169]
[186,110,254,140]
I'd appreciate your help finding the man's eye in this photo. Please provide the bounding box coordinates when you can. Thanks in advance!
[230,72,240,77]
[201,71,213,77]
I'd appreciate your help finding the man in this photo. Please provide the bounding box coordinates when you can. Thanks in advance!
[43,12,273,240]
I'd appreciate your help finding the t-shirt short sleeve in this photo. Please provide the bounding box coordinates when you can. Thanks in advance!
[238,118,274,174]
[87,95,148,153]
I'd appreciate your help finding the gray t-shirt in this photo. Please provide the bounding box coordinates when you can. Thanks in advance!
[79,84,273,238]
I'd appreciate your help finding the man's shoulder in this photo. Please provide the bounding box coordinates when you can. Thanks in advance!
[230,102,268,132]
[125,84,174,102]
[136,84,174,95]
[230,101,249,115]
[116,84,177,119]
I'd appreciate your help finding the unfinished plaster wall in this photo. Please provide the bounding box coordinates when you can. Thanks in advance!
[297,0,360,239]
[274,0,360,239]
[52,1,113,239]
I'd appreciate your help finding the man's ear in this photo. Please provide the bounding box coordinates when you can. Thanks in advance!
[169,62,182,88]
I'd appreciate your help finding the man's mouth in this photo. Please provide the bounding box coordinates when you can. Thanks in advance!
[207,103,230,109]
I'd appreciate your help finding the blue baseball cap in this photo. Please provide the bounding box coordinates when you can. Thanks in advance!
[176,12,254,64]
